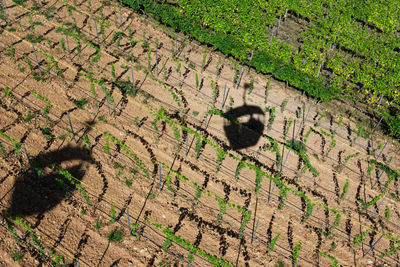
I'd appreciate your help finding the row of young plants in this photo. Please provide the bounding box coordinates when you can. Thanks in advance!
[147,103,400,258]
[150,107,341,226]
[120,0,400,140]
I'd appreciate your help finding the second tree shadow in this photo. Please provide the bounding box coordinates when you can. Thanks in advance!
[10,146,93,217]
[223,82,265,150]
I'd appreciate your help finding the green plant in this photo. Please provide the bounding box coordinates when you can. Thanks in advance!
[125,178,133,187]
[339,179,349,201]
[41,128,53,140]
[108,206,117,224]
[201,48,208,70]
[195,72,199,89]
[73,98,88,109]
[23,110,36,122]
[102,140,110,155]
[268,234,280,254]
[95,221,103,230]
[26,33,44,43]
[248,76,254,94]
[107,229,123,242]
[5,42,15,59]
[12,251,23,261]
[385,206,391,219]
[292,241,302,267]
[280,99,288,113]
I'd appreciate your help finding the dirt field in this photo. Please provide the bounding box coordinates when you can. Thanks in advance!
[0,0,400,266]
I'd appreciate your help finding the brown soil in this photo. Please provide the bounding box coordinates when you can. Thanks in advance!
[0,1,399,266]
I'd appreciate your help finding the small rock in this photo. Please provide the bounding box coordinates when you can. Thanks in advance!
[162,215,166,219]
[140,248,147,253]
[367,260,373,264]
[128,261,133,265]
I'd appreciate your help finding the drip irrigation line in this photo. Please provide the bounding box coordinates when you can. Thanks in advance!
[1,43,397,230]
[1,66,398,245]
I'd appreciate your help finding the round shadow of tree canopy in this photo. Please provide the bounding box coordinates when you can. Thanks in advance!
[223,105,265,150]
[9,146,93,217]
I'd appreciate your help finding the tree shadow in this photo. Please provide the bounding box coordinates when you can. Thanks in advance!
[223,83,265,150]
[9,145,94,217]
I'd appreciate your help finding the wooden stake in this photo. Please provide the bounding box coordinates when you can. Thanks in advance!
[317,59,324,77]
[295,103,312,138]
[118,0,123,30]
[34,0,42,12]
[235,65,243,90]
[103,85,111,115]
[371,195,387,216]
[126,205,132,235]
[67,111,77,144]
[155,45,158,75]
[185,133,188,156]
[0,0,9,25]
[131,64,135,96]
[376,141,388,160]
[93,16,100,45]
[372,166,387,189]
[276,14,282,35]
[22,144,37,178]
[249,50,254,62]
[159,164,162,192]
[221,83,227,108]
[65,33,71,60]
[174,34,177,58]
[251,217,259,247]
[32,44,42,75]
[283,8,288,21]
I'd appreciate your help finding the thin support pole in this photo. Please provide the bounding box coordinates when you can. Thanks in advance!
[372,166,387,189]
[376,141,388,160]
[317,59,324,77]
[0,0,9,25]
[32,44,42,75]
[185,133,188,156]
[67,111,77,144]
[235,65,243,90]
[249,50,254,62]
[276,14,282,35]
[103,85,111,115]
[269,145,285,204]
[251,217,259,247]
[295,103,312,138]
[221,84,227,108]
[93,16,100,45]
[23,144,37,178]
[363,234,384,257]
[131,64,135,96]
[34,0,42,12]
[371,195,387,216]
[268,182,275,204]
[155,45,158,75]
[204,106,209,127]
[65,33,71,60]
[118,0,123,30]
[159,164,162,192]
[174,34,177,58]
[126,205,132,235]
